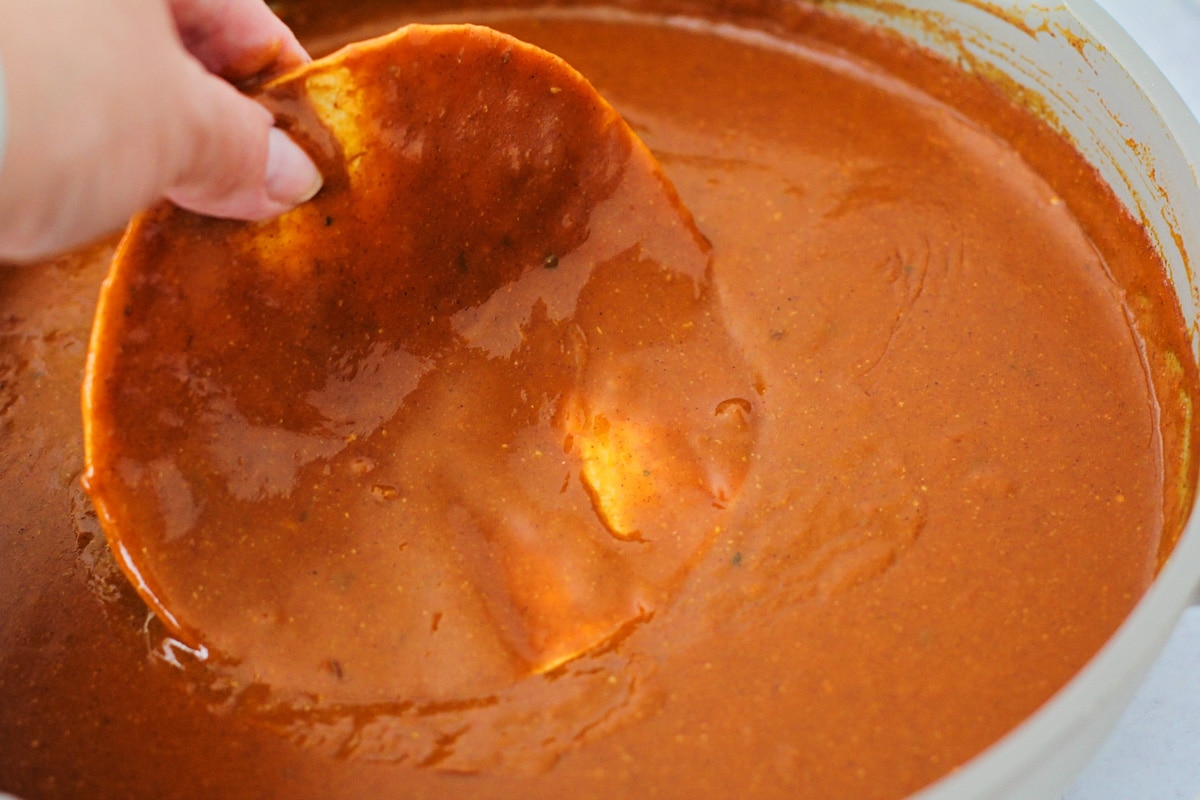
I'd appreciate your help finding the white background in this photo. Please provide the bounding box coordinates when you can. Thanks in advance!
[1065,1,1200,798]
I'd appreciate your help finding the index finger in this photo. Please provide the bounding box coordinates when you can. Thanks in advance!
[168,0,310,85]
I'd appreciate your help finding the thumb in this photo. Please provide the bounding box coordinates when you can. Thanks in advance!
[164,66,322,220]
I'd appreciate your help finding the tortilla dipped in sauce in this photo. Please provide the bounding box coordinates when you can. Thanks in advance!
[82,22,759,720]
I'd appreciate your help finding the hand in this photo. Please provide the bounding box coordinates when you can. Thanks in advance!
[0,0,323,261]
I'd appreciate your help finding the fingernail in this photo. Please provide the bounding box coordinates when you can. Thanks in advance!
[265,128,323,206]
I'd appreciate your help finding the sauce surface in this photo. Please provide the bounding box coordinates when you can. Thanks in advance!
[2,3,1197,799]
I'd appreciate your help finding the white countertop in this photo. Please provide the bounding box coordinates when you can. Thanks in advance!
[1063,1,1200,798]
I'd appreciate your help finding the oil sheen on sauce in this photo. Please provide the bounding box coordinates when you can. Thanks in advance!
[1,4,1197,800]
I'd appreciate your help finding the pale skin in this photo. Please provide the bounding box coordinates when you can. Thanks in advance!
[0,0,323,261]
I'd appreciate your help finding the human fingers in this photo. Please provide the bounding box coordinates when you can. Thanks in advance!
[0,0,320,262]
[163,60,322,220]
[168,0,310,84]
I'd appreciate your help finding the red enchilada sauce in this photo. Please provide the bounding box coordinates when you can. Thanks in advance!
[1,3,1197,799]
